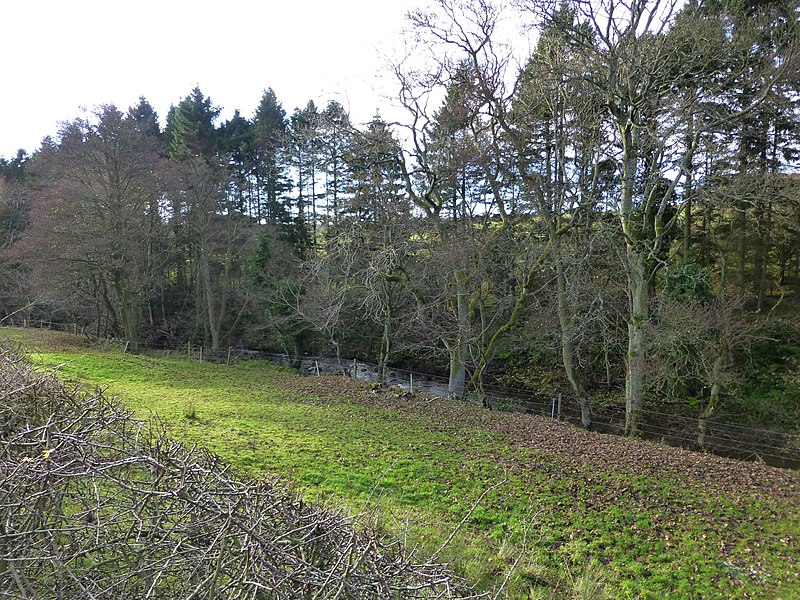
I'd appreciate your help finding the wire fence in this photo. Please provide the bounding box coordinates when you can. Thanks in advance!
[3,317,798,469]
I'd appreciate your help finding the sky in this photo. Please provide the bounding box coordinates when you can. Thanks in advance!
[0,0,423,159]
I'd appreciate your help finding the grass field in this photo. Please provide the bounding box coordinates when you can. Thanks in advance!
[4,327,799,599]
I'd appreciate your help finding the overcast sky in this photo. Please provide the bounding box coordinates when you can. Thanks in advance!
[0,0,422,159]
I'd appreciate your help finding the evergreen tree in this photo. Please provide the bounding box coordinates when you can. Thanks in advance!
[252,88,292,225]
[289,101,323,255]
[0,150,29,182]
[219,109,255,215]
[167,87,221,161]
[345,114,407,223]
[165,87,240,349]
[319,101,355,222]
[127,96,161,139]
[691,0,800,308]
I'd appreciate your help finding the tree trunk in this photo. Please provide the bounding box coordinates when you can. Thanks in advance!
[698,352,726,449]
[448,271,469,398]
[377,299,391,384]
[448,345,467,399]
[619,120,647,438]
[199,247,222,351]
[683,193,692,262]
[113,270,140,354]
[735,205,747,290]
[683,116,694,263]
[119,301,140,354]
[114,280,140,354]
[754,201,772,312]
[555,257,591,427]
[625,250,648,437]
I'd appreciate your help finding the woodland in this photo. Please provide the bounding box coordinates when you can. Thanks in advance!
[1,0,799,442]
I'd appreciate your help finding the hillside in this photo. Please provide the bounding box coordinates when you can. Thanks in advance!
[5,327,800,599]
[0,345,477,598]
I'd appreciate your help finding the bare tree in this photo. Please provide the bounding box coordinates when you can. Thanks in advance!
[391,4,541,399]
[401,0,602,423]
[524,0,799,434]
[649,291,754,447]
[15,106,169,351]
[0,176,36,323]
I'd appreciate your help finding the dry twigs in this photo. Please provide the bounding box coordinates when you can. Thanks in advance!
[0,350,484,599]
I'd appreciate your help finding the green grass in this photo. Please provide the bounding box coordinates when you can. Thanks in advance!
[5,326,799,599]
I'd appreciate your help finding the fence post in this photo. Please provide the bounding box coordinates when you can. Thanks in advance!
[551,397,556,419]
[73,323,77,335]
[123,341,129,354]
[352,359,357,378]
[226,347,232,366]
[557,393,562,420]
[410,373,414,393]
[199,347,203,362]
[315,361,320,376]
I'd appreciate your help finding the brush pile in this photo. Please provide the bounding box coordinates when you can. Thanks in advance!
[0,349,482,599]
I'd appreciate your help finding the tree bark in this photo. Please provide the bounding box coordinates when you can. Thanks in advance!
[198,249,221,350]
[619,118,648,437]
[114,271,140,354]
[378,293,392,384]
[447,271,470,398]
[624,251,648,437]
[698,352,726,448]
[555,252,591,427]
[735,205,747,290]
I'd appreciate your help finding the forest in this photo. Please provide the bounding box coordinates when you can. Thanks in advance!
[1,0,799,442]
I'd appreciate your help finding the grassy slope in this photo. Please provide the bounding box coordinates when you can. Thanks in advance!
[5,327,799,599]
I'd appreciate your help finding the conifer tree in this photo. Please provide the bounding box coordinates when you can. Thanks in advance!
[252,88,292,225]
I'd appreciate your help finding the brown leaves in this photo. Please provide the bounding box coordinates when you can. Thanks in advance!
[285,373,800,500]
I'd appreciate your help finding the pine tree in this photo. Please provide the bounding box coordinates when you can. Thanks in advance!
[219,109,255,215]
[289,101,323,256]
[319,101,355,222]
[127,96,161,139]
[167,87,221,161]
[345,114,407,223]
[252,89,292,225]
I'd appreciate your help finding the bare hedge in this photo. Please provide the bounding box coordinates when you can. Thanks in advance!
[0,349,484,599]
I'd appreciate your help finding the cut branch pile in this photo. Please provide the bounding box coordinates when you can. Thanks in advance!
[0,350,483,599]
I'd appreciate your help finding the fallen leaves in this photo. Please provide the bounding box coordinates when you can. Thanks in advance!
[286,374,799,499]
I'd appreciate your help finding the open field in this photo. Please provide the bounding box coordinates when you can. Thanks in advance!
[4,327,799,599]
